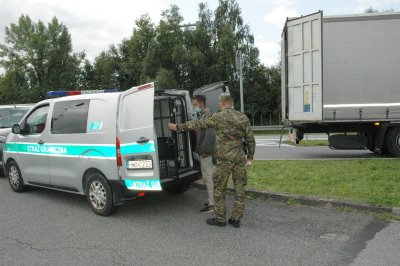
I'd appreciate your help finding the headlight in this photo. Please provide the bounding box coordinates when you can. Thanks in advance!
[0,136,6,143]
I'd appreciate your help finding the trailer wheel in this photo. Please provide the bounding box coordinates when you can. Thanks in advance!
[384,127,400,157]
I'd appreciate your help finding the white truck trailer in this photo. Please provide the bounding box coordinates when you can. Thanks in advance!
[281,11,400,156]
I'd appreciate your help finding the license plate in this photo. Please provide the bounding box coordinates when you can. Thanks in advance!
[127,160,152,169]
[124,180,162,191]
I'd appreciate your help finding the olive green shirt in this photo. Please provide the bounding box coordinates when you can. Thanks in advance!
[177,108,255,163]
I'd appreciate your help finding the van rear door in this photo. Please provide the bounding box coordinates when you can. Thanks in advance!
[117,82,161,191]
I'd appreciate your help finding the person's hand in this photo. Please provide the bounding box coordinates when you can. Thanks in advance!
[168,123,177,131]
[245,159,253,167]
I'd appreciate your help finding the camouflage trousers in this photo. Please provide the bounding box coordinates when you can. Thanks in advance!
[213,160,247,222]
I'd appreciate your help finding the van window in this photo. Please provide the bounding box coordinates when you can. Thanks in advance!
[51,100,90,134]
[120,90,153,130]
[25,105,50,134]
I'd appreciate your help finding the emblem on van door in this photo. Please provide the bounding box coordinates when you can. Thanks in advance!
[90,121,103,130]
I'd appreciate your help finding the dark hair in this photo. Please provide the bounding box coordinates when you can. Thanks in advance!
[193,95,206,105]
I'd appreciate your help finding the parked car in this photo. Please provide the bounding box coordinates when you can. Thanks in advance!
[0,105,33,174]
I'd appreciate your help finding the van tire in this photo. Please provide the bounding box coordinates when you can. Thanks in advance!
[164,182,191,194]
[86,173,115,216]
[384,127,400,157]
[7,161,27,193]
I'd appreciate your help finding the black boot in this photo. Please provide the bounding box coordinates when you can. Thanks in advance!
[228,218,240,228]
[206,218,226,227]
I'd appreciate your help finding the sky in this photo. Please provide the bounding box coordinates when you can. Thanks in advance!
[0,0,400,68]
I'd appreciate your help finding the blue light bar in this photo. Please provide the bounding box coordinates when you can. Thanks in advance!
[46,89,119,98]
[47,91,69,97]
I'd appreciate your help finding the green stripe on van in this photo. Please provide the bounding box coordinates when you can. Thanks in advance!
[120,141,155,154]
[4,141,155,158]
[4,142,116,157]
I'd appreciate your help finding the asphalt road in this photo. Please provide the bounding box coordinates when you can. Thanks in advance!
[0,177,399,266]
[254,135,384,160]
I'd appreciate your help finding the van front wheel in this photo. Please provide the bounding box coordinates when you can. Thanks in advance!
[7,161,27,192]
[86,173,115,216]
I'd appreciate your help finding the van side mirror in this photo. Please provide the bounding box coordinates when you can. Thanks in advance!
[12,124,21,134]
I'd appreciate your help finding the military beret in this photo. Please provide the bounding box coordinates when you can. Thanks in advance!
[219,93,234,102]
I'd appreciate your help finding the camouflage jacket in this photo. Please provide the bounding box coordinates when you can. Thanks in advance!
[177,107,255,163]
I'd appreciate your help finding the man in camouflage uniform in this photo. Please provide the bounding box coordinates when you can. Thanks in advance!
[169,93,255,228]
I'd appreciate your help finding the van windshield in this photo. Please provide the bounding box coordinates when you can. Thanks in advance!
[0,107,30,128]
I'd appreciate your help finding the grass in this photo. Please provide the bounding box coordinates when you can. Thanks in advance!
[247,159,400,207]
[286,198,299,206]
[283,139,329,146]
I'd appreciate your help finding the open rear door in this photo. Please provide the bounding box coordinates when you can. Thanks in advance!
[117,82,161,191]
[286,11,323,121]
[281,25,288,121]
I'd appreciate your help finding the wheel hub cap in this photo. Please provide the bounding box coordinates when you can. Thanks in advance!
[9,166,19,188]
[89,181,106,210]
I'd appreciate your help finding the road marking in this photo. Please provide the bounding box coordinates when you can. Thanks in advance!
[256,139,293,147]
[255,137,328,148]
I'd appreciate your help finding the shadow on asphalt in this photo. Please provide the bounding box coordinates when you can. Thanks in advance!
[4,180,204,217]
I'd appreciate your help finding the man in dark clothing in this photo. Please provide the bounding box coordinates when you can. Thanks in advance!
[193,95,216,213]
[169,93,255,228]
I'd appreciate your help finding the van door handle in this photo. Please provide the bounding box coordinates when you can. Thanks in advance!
[38,140,44,145]
[136,137,149,144]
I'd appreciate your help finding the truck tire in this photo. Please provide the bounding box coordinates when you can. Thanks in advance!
[85,173,115,216]
[163,182,191,194]
[7,161,28,192]
[384,127,400,157]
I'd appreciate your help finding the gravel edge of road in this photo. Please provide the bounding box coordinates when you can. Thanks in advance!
[191,181,400,216]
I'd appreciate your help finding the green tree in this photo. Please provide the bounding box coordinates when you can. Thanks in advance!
[155,68,177,90]
[92,45,123,89]
[0,15,84,103]
[141,5,187,88]
[83,0,282,124]
[119,14,156,88]
[365,6,379,13]
[0,70,28,104]
[365,6,394,13]
[78,59,99,90]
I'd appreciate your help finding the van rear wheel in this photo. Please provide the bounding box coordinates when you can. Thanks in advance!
[7,161,27,192]
[86,173,115,216]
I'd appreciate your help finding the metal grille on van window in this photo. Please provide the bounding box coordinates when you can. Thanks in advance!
[174,99,188,169]
[154,98,190,179]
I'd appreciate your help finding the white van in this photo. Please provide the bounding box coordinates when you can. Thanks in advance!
[3,83,202,216]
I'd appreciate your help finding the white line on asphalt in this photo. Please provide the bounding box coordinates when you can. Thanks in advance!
[255,140,293,147]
